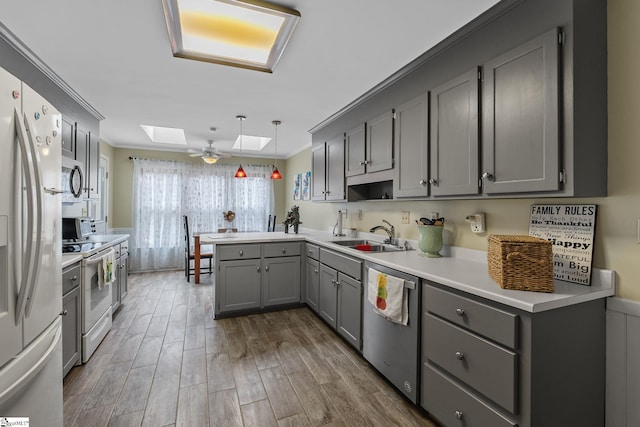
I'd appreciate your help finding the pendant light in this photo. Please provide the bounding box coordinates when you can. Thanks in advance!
[270,120,282,180]
[234,115,247,178]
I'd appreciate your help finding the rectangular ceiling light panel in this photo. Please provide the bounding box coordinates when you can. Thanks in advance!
[140,125,187,145]
[162,0,300,72]
[233,134,271,151]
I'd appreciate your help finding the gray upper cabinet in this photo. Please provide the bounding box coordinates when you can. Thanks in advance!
[345,124,366,177]
[311,134,345,201]
[366,110,394,173]
[311,143,326,201]
[482,28,560,194]
[88,131,100,199]
[61,117,75,159]
[393,93,429,198]
[430,68,480,197]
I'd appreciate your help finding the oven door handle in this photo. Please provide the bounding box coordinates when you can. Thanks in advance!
[84,248,115,266]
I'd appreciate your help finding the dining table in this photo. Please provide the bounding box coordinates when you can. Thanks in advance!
[193,230,236,284]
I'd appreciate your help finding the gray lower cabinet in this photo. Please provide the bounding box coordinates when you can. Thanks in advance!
[216,242,302,316]
[62,262,81,377]
[218,258,262,313]
[262,256,301,306]
[304,243,320,313]
[318,264,338,328]
[112,240,129,312]
[430,67,480,197]
[482,27,560,194]
[317,248,363,350]
[394,93,429,198]
[421,282,606,427]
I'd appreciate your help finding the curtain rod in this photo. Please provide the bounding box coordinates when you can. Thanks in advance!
[128,156,273,167]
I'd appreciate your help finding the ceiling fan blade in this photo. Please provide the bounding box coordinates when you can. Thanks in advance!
[189,152,203,157]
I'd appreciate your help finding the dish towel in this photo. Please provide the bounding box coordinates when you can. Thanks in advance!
[98,250,115,290]
[367,267,408,326]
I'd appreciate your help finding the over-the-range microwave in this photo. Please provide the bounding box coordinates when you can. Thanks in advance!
[61,156,84,203]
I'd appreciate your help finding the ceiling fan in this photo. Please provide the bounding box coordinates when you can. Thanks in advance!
[188,139,231,164]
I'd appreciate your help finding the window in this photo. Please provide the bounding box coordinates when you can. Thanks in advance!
[131,159,274,271]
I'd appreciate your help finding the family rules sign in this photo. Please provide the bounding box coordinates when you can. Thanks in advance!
[528,204,597,285]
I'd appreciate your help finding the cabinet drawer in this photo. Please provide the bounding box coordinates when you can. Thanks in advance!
[319,248,362,280]
[305,243,320,260]
[218,244,261,260]
[422,363,517,427]
[425,313,517,413]
[120,239,129,253]
[263,242,301,258]
[62,264,81,295]
[424,284,518,348]
[113,243,122,258]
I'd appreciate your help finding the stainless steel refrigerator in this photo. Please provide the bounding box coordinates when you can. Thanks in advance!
[0,65,63,425]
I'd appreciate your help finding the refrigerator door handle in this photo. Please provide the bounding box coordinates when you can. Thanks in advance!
[23,112,44,317]
[0,317,61,406]
[13,108,37,324]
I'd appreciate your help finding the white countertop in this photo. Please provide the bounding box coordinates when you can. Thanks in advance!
[62,253,83,269]
[62,233,130,266]
[201,230,615,313]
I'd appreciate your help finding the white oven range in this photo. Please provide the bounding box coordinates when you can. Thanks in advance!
[79,246,114,363]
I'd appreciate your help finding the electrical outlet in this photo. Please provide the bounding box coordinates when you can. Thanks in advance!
[465,212,486,233]
[401,211,410,224]
[342,209,348,218]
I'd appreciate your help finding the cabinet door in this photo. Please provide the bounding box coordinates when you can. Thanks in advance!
[482,28,560,194]
[75,125,89,195]
[311,143,327,200]
[112,263,121,312]
[119,253,128,300]
[61,117,75,159]
[88,131,100,198]
[394,93,429,198]
[62,286,81,377]
[345,124,366,177]
[305,258,320,313]
[431,68,480,196]
[218,259,262,313]
[318,264,338,328]
[337,273,362,350]
[325,134,345,201]
[262,256,301,307]
[366,110,394,173]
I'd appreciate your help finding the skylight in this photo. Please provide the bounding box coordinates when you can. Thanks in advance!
[140,125,187,145]
[162,0,300,73]
[233,134,271,151]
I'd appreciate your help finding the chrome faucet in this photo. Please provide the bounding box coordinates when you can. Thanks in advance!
[369,219,396,246]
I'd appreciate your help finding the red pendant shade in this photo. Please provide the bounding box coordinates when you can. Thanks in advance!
[234,165,247,178]
[270,166,282,180]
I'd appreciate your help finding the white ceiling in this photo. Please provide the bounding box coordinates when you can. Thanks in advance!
[1,0,499,159]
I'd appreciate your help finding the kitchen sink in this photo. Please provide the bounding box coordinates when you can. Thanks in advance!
[330,239,409,252]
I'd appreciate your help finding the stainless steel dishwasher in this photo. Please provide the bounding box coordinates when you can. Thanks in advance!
[363,261,420,404]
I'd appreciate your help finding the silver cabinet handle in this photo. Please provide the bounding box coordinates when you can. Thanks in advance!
[71,275,78,282]
[456,308,465,316]
[308,249,313,253]
[60,309,68,316]
[257,266,260,272]
[265,265,269,272]
[239,250,243,256]
[359,161,366,166]
[481,172,494,181]
[314,268,318,273]
[44,187,64,195]
[455,351,464,360]
[281,248,286,254]
[429,178,438,186]
[455,410,463,420]
[419,179,426,185]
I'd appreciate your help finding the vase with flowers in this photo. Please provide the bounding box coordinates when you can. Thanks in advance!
[223,210,236,233]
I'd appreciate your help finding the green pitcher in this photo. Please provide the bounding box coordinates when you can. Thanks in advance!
[418,225,443,257]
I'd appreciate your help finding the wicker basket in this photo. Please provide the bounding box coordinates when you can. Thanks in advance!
[488,234,554,293]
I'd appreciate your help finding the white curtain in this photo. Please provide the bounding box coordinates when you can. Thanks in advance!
[131,159,274,271]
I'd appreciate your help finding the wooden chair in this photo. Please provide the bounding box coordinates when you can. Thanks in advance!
[267,214,276,232]
[183,215,213,282]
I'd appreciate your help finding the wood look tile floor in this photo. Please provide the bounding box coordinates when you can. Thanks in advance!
[63,270,438,427]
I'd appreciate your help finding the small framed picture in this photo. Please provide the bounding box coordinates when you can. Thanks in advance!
[293,173,302,200]
[302,171,311,200]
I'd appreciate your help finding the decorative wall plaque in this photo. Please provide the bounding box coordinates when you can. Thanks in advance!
[528,204,597,285]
